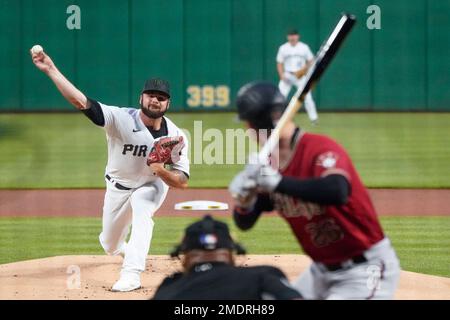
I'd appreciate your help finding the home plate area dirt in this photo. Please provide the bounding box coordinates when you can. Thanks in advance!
[0,255,449,300]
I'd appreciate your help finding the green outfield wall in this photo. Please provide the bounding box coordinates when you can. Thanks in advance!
[0,0,448,111]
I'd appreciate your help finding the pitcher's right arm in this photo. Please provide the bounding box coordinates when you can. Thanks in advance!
[30,48,88,110]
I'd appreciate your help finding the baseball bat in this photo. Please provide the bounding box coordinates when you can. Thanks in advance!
[258,13,356,163]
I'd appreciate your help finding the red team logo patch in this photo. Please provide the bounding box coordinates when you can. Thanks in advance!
[316,151,339,169]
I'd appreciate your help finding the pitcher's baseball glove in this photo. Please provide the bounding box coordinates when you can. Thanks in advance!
[147,136,184,165]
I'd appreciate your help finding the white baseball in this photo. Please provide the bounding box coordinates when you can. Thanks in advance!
[31,45,43,55]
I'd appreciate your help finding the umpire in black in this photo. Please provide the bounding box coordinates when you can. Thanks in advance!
[152,215,302,300]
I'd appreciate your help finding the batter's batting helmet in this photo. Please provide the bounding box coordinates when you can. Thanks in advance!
[236,81,287,129]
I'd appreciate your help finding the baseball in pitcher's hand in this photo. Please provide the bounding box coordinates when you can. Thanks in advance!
[30,50,56,74]
[254,164,282,192]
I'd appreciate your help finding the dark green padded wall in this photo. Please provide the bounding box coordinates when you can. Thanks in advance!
[373,0,426,110]
[230,0,264,101]
[318,0,372,110]
[427,0,450,110]
[130,0,184,109]
[75,0,129,107]
[0,0,448,111]
[0,0,22,108]
[21,0,76,111]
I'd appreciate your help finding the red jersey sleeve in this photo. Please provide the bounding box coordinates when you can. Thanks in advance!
[311,141,353,183]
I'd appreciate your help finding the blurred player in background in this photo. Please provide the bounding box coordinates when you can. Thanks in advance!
[229,82,400,299]
[276,29,318,124]
[153,215,302,300]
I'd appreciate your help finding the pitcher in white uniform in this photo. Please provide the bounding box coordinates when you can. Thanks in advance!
[30,48,190,292]
[276,29,318,124]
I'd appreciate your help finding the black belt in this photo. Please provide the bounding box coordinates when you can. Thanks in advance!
[323,254,368,272]
[105,175,132,191]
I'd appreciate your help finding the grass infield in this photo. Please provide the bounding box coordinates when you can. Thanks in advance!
[0,216,449,277]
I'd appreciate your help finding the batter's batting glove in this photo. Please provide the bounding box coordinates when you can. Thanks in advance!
[253,164,282,192]
[240,162,282,193]
[228,170,258,209]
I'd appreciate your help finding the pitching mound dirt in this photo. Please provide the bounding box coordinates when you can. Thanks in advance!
[0,255,449,300]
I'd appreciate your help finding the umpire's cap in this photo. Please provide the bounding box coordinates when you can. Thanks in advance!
[236,81,287,129]
[142,78,170,98]
[170,215,246,257]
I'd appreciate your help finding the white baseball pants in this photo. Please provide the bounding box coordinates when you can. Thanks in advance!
[278,75,318,122]
[292,238,401,300]
[99,178,168,274]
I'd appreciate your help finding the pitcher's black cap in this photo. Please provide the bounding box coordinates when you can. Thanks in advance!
[142,78,170,98]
